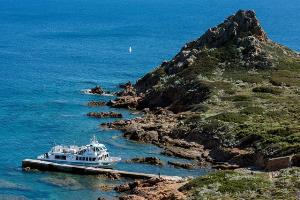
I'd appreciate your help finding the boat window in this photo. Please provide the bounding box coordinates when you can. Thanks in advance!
[55,155,66,160]
[76,156,78,160]
[92,158,96,161]
[85,157,88,161]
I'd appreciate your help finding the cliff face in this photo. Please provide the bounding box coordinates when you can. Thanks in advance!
[132,10,300,160]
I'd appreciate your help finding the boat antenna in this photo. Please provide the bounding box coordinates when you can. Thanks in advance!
[91,134,97,143]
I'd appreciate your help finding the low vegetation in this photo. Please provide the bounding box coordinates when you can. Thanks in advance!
[181,168,300,200]
[134,10,300,160]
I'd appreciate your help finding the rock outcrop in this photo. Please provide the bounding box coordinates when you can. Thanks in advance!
[134,10,277,112]
[115,178,187,200]
[90,86,105,95]
[107,96,141,109]
[167,161,197,169]
[126,157,164,166]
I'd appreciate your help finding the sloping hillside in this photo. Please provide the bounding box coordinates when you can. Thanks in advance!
[133,10,300,160]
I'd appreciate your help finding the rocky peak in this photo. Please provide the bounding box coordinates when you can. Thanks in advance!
[187,10,267,50]
[134,9,298,111]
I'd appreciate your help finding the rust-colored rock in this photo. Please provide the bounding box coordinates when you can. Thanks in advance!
[115,178,187,200]
[265,156,292,171]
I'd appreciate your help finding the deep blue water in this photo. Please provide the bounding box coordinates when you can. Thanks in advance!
[0,0,299,199]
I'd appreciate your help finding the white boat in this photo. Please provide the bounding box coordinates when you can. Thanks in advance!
[37,135,121,167]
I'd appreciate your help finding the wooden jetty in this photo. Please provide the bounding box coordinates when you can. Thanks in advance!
[22,159,182,180]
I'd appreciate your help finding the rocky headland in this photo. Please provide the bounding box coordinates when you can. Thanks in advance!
[96,9,300,200]
[104,9,300,170]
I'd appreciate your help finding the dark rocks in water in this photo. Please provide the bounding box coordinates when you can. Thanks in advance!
[101,119,131,129]
[126,157,164,166]
[90,86,105,95]
[87,101,106,107]
[87,112,122,118]
[167,161,196,169]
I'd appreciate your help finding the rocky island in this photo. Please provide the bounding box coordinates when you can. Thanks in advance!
[99,10,300,199]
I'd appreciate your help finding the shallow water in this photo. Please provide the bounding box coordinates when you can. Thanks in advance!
[0,0,299,199]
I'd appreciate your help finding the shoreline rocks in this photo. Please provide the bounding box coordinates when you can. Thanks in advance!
[114,178,187,200]
[126,157,164,166]
[87,112,123,118]
[90,86,105,95]
[167,161,197,169]
[107,96,141,109]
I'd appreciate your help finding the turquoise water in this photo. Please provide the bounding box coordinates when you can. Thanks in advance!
[0,0,299,199]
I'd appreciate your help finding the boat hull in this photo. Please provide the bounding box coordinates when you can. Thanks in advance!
[37,155,121,168]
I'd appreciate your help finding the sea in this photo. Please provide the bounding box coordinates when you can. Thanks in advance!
[0,0,299,199]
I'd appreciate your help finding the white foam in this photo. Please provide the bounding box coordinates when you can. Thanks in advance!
[80,89,114,96]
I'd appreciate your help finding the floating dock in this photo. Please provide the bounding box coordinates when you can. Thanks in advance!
[22,159,182,180]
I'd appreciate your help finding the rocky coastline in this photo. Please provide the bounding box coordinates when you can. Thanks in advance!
[101,9,300,170]
[92,9,300,200]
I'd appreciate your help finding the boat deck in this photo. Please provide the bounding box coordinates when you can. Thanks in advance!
[22,159,183,180]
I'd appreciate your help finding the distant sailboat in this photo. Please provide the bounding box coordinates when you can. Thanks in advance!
[129,46,132,53]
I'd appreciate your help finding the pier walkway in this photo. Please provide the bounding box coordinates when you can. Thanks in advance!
[22,159,182,180]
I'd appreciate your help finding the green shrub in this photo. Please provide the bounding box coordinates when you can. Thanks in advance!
[231,95,252,102]
[210,112,248,123]
[270,70,300,87]
[181,170,271,195]
[241,106,264,115]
